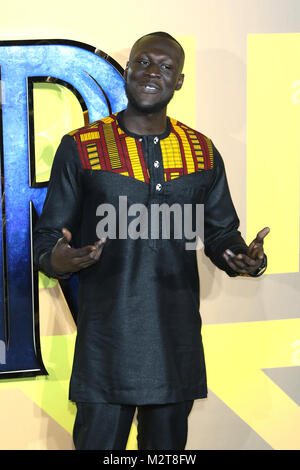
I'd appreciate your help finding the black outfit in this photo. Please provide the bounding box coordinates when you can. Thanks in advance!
[33,111,263,449]
[73,400,194,450]
[33,111,252,405]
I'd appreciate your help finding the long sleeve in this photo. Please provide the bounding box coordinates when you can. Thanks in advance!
[33,134,83,278]
[203,143,249,276]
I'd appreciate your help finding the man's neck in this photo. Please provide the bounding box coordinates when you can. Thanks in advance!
[122,105,167,135]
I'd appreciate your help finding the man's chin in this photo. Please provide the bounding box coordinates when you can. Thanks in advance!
[125,85,173,114]
[131,102,168,114]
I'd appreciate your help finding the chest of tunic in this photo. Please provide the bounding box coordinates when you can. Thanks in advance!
[69,113,213,183]
[69,114,215,250]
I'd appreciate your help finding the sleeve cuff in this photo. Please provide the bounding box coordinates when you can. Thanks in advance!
[38,251,72,279]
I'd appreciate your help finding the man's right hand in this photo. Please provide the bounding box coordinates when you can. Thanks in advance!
[51,227,106,277]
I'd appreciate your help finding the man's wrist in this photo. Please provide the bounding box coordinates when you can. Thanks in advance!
[39,251,72,279]
[247,253,267,277]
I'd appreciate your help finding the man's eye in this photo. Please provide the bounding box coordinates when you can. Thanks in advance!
[161,64,172,70]
[138,60,149,65]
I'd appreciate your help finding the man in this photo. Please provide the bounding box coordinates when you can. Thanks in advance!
[33,32,269,450]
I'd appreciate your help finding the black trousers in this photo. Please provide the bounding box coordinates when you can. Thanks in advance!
[73,400,194,450]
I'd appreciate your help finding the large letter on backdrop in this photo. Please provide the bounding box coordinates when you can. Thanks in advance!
[0,40,126,377]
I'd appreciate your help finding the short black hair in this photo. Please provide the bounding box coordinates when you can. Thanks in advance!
[140,32,184,58]
[131,31,185,67]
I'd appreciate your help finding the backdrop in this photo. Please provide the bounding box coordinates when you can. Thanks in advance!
[0,0,299,450]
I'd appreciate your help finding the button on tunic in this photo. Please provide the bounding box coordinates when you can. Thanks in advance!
[33,111,249,405]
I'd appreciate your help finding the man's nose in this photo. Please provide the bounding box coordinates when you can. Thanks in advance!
[145,62,161,77]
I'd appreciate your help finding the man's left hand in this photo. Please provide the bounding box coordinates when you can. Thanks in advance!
[222,227,270,275]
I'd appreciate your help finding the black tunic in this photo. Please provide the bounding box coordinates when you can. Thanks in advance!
[33,111,249,405]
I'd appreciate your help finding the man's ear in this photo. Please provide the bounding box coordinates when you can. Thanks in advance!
[175,73,184,91]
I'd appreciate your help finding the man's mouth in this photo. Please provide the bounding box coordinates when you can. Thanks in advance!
[140,83,161,93]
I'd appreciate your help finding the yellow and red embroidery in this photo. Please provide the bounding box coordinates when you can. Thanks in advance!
[69,114,213,183]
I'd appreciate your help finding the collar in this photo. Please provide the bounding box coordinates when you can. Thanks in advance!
[116,110,171,141]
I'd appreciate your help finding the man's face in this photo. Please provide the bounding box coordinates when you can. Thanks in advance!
[124,36,184,114]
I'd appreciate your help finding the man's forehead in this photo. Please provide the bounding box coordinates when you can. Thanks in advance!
[130,35,182,60]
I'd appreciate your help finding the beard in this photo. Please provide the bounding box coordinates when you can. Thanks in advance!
[125,82,174,114]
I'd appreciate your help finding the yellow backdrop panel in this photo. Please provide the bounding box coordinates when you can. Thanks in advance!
[247,33,300,274]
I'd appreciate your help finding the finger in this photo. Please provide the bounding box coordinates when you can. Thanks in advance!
[225,250,249,266]
[248,236,268,256]
[248,243,262,258]
[251,247,265,261]
[72,244,105,264]
[85,238,107,260]
[72,252,98,265]
[247,240,265,258]
[229,257,249,271]
[55,236,71,251]
[75,239,107,257]
[223,253,247,273]
[93,238,107,249]
[58,229,72,248]
[72,245,98,258]
[247,227,270,257]
[255,227,270,243]
[234,253,258,267]
[88,245,104,260]
[224,250,256,271]
[224,248,265,275]
[247,239,257,253]
[61,227,72,243]
[73,250,103,268]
